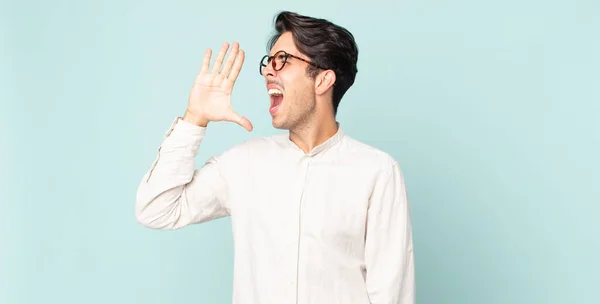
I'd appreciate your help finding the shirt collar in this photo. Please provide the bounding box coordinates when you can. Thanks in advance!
[286,122,345,156]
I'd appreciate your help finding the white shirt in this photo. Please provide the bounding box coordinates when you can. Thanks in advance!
[136,117,416,304]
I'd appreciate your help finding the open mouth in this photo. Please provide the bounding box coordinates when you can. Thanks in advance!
[269,88,284,114]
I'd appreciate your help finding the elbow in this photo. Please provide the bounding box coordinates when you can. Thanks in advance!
[134,198,161,229]
[134,201,182,230]
[135,204,157,229]
[134,189,181,230]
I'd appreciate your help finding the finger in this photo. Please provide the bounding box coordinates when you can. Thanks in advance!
[210,42,229,74]
[228,111,253,132]
[219,42,239,76]
[199,48,212,73]
[227,49,245,82]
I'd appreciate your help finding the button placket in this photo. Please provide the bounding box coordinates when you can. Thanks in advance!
[290,155,312,304]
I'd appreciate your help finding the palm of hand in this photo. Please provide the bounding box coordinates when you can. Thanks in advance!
[186,42,252,131]
[190,73,234,119]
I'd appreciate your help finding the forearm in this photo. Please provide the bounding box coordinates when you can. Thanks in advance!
[135,117,226,230]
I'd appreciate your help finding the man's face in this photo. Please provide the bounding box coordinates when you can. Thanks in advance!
[262,32,316,130]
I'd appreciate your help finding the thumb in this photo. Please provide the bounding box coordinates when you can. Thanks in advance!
[228,111,253,132]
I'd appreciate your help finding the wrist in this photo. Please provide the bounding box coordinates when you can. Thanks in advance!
[183,110,208,127]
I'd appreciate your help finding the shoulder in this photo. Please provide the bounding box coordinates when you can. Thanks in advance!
[340,135,400,172]
[339,136,409,199]
[212,132,287,161]
[232,133,287,152]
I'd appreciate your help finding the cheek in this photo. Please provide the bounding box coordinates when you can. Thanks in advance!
[280,74,314,105]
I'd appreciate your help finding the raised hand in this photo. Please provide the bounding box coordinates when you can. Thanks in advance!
[183,41,253,131]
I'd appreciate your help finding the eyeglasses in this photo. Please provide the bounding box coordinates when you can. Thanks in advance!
[259,50,326,75]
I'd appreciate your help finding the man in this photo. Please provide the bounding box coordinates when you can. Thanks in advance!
[136,11,415,304]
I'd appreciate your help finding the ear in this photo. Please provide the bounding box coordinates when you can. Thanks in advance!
[314,70,336,96]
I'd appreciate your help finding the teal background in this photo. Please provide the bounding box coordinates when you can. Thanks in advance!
[2,0,599,303]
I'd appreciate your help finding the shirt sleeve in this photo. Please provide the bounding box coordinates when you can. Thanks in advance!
[364,161,416,304]
[135,117,230,230]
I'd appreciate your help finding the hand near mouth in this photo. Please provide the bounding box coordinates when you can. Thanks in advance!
[183,41,253,132]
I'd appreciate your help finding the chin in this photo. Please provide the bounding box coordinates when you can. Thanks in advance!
[271,119,286,130]
[271,115,288,130]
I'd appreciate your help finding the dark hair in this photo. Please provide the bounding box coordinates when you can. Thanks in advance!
[267,11,359,115]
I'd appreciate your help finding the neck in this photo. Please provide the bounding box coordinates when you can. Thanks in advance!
[289,111,338,154]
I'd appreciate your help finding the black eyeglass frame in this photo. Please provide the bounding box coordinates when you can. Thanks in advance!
[259,50,327,75]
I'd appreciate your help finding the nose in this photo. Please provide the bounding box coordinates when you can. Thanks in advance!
[261,61,276,78]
